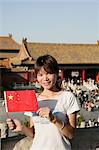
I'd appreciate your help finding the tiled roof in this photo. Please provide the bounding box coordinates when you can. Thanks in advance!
[0,36,20,50]
[0,35,21,59]
[25,42,99,64]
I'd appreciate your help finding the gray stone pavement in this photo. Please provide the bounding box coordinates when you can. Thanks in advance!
[80,107,99,122]
[0,101,28,122]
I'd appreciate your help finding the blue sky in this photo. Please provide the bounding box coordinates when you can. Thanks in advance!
[0,0,99,44]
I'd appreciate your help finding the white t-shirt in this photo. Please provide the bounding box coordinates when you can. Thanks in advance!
[25,91,80,150]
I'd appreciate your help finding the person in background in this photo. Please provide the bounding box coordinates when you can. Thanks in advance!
[7,54,80,150]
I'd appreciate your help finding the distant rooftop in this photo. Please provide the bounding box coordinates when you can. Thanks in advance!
[0,34,20,50]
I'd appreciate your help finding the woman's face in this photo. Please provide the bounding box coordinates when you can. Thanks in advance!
[37,67,57,90]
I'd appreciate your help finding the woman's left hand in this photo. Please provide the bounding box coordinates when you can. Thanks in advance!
[37,107,53,120]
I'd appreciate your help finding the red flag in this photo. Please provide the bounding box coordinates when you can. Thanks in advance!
[4,90,38,112]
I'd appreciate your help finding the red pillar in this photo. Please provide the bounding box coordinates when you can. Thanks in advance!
[26,71,28,81]
[82,70,85,83]
[96,72,99,84]
[30,71,33,82]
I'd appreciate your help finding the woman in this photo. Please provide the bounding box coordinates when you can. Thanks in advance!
[7,54,80,150]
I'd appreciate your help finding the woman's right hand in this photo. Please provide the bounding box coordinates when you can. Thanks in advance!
[6,118,23,132]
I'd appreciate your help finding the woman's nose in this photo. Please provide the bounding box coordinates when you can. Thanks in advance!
[43,74,49,80]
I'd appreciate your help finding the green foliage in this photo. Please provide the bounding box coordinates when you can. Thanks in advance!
[23,118,30,127]
[77,113,85,127]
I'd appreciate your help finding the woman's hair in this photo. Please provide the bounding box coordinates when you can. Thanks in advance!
[34,54,59,75]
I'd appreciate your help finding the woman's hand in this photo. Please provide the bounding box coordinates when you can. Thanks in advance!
[6,118,23,132]
[37,107,54,121]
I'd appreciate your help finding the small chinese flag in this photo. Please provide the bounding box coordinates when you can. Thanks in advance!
[4,90,38,112]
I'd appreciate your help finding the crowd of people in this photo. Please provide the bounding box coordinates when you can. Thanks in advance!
[61,78,99,128]
[61,78,99,112]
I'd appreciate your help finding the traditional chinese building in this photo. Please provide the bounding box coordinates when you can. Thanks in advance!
[0,34,99,98]
[0,35,33,97]
[22,39,99,83]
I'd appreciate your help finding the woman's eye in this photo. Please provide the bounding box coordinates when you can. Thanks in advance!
[48,73,54,75]
[37,73,42,76]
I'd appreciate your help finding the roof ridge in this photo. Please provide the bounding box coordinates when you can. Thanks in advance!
[27,42,98,46]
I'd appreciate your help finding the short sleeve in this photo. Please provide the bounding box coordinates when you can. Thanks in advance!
[63,92,80,115]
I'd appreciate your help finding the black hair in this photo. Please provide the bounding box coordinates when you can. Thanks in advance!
[34,54,59,75]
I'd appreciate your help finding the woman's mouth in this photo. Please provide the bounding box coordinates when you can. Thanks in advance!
[42,82,51,86]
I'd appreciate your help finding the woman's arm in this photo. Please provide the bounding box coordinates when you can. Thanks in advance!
[51,112,77,139]
[7,117,35,138]
[22,124,35,138]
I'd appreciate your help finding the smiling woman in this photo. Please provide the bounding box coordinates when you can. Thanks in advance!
[7,54,80,150]
[35,55,60,92]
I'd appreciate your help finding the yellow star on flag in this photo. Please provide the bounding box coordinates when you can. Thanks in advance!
[8,94,13,100]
